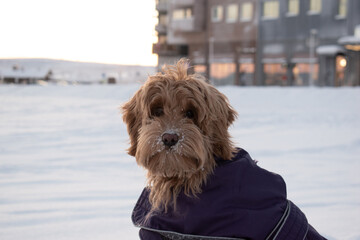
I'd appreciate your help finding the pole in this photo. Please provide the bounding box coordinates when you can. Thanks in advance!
[209,36,214,85]
[309,29,317,86]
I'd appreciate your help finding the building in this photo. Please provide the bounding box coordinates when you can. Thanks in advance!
[197,0,258,86]
[154,0,258,86]
[0,59,156,85]
[153,0,189,70]
[257,0,360,86]
[0,65,52,84]
[153,0,360,86]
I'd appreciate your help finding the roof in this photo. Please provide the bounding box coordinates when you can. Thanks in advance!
[338,36,360,45]
[316,45,345,56]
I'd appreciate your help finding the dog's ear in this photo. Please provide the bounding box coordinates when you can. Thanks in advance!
[223,93,237,128]
[122,89,142,156]
[189,75,237,129]
[208,86,237,128]
[206,86,238,160]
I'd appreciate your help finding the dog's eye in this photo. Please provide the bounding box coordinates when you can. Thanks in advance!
[151,107,164,117]
[185,109,195,119]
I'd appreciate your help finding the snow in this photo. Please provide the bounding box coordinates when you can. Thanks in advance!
[0,84,360,240]
[0,68,49,79]
[316,45,345,56]
[338,36,360,45]
[0,59,155,84]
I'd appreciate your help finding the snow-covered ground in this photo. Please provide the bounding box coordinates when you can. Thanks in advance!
[0,84,359,240]
[0,59,155,84]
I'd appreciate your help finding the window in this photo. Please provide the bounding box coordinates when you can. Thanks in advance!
[212,5,223,22]
[159,14,167,25]
[210,63,235,85]
[194,65,206,75]
[158,35,167,44]
[337,0,347,18]
[264,63,287,85]
[309,0,322,13]
[263,1,279,19]
[173,8,192,20]
[226,4,238,23]
[355,25,360,38]
[287,0,299,16]
[241,2,253,21]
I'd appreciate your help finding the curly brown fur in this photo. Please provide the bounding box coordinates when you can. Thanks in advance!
[122,59,237,212]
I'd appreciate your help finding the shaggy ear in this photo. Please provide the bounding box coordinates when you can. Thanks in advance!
[122,89,142,156]
[189,74,237,128]
[207,86,238,160]
[210,87,238,128]
[225,97,237,127]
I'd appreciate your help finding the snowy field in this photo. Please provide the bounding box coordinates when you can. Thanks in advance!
[0,84,359,240]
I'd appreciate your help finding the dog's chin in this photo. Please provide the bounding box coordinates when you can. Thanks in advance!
[144,150,204,179]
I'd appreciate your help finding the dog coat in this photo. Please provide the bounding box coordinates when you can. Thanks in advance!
[132,149,326,240]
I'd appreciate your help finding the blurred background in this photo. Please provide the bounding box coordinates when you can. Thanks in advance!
[0,0,158,85]
[1,1,360,240]
[153,0,360,87]
[0,0,359,86]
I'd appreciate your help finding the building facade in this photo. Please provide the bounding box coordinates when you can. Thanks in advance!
[257,0,360,86]
[153,0,360,86]
[153,0,189,70]
[154,0,258,85]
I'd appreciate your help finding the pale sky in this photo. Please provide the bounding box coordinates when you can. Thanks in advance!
[0,0,158,66]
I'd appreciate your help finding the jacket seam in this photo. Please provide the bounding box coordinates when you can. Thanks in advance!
[137,226,246,240]
[265,200,290,240]
[273,200,292,240]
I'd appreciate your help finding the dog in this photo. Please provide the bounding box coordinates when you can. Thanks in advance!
[122,59,237,211]
[122,59,326,240]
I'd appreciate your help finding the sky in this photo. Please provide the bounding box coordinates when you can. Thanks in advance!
[0,0,158,66]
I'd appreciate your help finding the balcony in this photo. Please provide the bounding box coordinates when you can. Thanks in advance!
[156,0,168,12]
[171,18,201,32]
[169,0,205,33]
[172,0,195,7]
[152,43,187,56]
[155,24,167,34]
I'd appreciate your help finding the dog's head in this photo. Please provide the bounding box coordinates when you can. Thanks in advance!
[122,59,237,210]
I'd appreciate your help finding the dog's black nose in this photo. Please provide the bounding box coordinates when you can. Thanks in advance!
[162,133,179,147]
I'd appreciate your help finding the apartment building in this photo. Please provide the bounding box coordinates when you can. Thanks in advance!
[153,0,360,86]
[154,0,258,85]
[153,0,189,68]
[205,0,258,85]
[257,0,360,86]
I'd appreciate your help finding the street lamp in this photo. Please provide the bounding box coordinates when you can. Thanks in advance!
[339,58,347,68]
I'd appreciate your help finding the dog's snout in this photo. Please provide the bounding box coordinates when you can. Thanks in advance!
[162,133,179,147]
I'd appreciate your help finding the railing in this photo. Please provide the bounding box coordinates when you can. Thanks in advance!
[155,24,167,34]
[152,43,182,56]
[171,17,200,32]
[172,0,195,7]
[156,0,168,12]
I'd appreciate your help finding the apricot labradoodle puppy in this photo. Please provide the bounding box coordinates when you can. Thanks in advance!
[122,59,326,240]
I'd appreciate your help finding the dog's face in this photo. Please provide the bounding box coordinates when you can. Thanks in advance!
[122,60,237,210]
